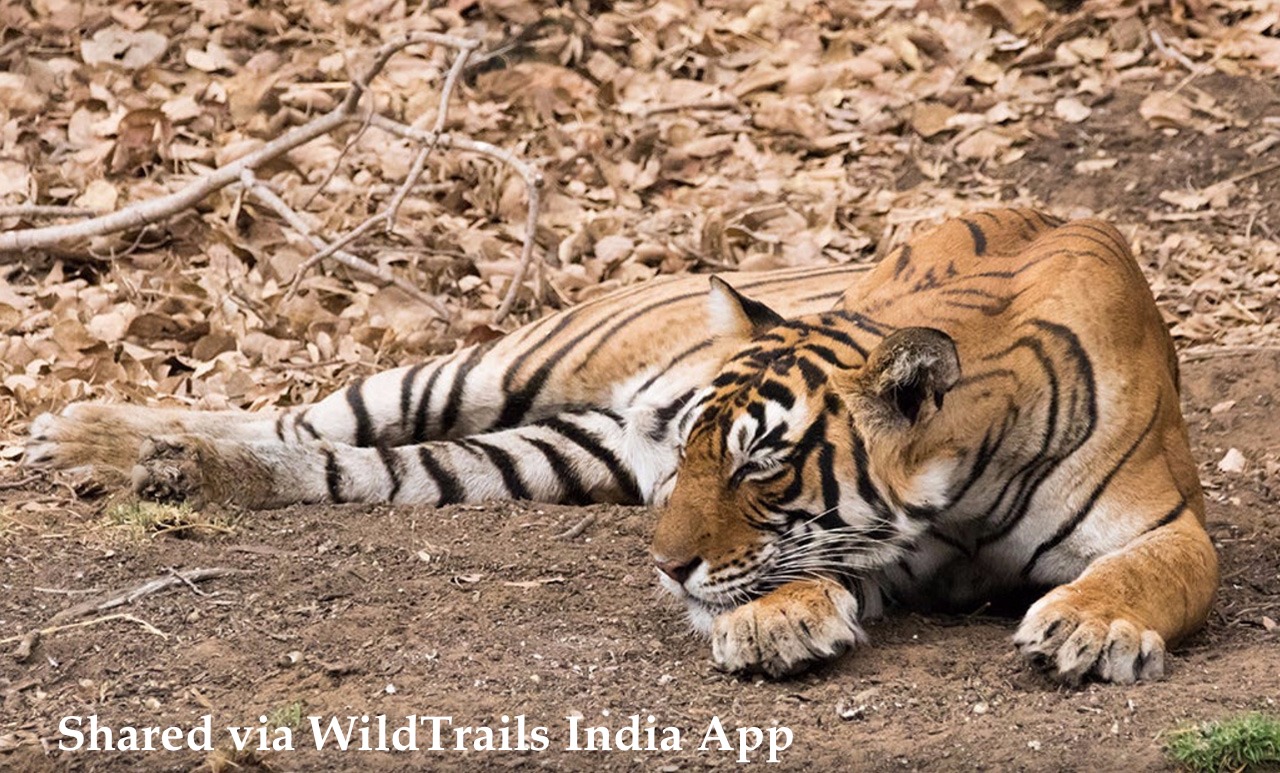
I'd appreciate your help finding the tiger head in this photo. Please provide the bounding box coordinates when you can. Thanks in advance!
[652,277,962,630]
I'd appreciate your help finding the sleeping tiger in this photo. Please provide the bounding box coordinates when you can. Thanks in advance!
[27,208,1218,684]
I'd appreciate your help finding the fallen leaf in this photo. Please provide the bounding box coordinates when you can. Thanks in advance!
[972,0,1048,34]
[74,179,118,211]
[80,27,169,70]
[1159,189,1209,211]
[1054,97,1092,123]
[911,102,957,138]
[1139,91,1193,129]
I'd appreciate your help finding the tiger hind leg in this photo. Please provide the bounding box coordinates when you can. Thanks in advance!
[26,403,285,473]
[129,407,678,510]
[24,348,494,476]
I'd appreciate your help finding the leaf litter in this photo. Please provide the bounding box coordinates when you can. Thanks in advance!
[0,0,1277,462]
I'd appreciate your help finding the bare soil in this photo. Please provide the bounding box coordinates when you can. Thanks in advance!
[1,358,1278,773]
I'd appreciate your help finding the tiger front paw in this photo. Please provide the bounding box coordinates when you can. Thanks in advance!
[1014,589,1166,685]
[711,579,864,678]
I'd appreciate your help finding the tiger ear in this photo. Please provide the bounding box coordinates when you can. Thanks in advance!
[707,276,784,339]
[845,328,960,427]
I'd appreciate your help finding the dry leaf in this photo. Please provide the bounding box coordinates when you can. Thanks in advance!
[81,27,169,70]
[972,0,1048,34]
[911,102,957,138]
[0,73,47,113]
[1054,97,1092,123]
[956,129,1014,160]
[73,179,119,211]
[1139,91,1193,129]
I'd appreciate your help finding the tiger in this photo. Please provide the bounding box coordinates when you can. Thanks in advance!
[26,208,1218,685]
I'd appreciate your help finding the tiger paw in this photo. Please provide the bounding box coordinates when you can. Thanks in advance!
[26,405,145,471]
[132,437,211,505]
[711,579,864,678]
[1014,590,1166,685]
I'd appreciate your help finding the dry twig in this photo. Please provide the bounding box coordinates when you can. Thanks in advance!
[553,512,597,540]
[0,32,540,322]
[6,567,241,660]
[367,115,544,323]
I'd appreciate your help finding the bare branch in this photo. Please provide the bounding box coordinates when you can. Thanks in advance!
[0,205,97,219]
[239,170,449,317]
[0,32,479,255]
[366,115,545,324]
[385,39,475,231]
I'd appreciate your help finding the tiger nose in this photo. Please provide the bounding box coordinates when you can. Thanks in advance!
[655,556,702,585]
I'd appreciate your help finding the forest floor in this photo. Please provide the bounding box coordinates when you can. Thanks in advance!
[2,0,1280,770]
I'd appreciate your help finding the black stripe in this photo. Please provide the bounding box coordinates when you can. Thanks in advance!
[833,310,892,338]
[805,344,858,369]
[797,357,826,390]
[1020,397,1161,577]
[649,389,697,441]
[849,422,896,541]
[324,449,344,503]
[470,440,532,500]
[636,340,712,396]
[757,380,796,410]
[525,437,593,505]
[892,245,913,280]
[274,414,286,442]
[412,361,447,443]
[541,415,643,504]
[815,442,843,531]
[948,402,1016,506]
[417,446,463,505]
[980,321,1098,545]
[376,444,403,502]
[345,380,374,447]
[1142,496,1189,534]
[399,363,427,436]
[1069,222,1129,257]
[809,323,869,358]
[1005,208,1040,240]
[800,290,845,303]
[962,218,987,256]
[438,345,488,438]
[298,418,321,440]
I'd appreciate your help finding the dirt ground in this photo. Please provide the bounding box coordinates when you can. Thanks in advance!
[1,361,1278,773]
[4,4,1280,771]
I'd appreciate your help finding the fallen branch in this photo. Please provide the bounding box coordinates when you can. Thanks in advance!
[0,34,501,314]
[1182,344,1280,363]
[11,614,169,659]
[0,205,97,219]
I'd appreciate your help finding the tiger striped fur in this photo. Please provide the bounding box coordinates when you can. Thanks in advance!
[27,209,1218,685]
